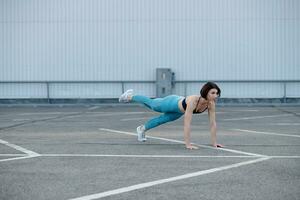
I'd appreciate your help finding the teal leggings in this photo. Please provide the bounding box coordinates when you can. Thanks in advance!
[132,95,184,130]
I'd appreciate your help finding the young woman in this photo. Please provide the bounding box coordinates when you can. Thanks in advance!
[119,82,224,150]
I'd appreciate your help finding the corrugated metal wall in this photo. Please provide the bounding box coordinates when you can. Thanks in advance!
[0,0,299,98]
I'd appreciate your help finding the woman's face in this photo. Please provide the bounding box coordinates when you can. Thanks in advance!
[206,88,219,101]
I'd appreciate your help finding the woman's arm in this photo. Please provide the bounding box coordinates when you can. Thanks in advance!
[183,97,198,149]
[208,101,224,148]
[184,108,193,148]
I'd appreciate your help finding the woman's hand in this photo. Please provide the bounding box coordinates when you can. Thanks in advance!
[212,143,224,148]
[185,145,199,150]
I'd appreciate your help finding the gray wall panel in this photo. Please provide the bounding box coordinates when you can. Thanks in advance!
[287,83,300,98]
[0,83,47,98]
[0,0,299,99]
[124,83,156,97]
[50,83,122,98]
[219,83,284,98]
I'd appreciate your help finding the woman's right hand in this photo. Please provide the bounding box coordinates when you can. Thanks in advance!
[185,145,199,150]
[212,143,224,148]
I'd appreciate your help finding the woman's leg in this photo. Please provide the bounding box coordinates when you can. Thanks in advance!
[132,95,183,141]
[144,112,183,130]
[131,95,162,112]
[132,95,182,113]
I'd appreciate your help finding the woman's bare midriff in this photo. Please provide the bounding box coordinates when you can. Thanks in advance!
[178,97,185,113]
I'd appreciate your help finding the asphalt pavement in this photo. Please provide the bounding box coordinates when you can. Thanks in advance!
[0,104,299,200]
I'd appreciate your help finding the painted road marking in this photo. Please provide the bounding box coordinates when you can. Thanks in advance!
[270,123,300,126]
[223,114,293,121]
[120,117,150,121]
[99,128,266,157]
[0,155,37,163]
[0,139,40,156]
[233,129,300,138]
[0,154,27,156]
[1,154,299,159]
[41,154,256,158]
[68,157,271,200]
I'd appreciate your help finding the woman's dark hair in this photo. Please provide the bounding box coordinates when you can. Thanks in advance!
[200,82,221,99]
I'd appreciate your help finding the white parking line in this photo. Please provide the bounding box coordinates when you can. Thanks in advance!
[18,112,68,116]
[12,119,31,122]
[0,155,37,163]
[68,157,271,200]
[41,154,256,158]
[269,156,300,159]
[270,123,300,126]
[223,114,293,121]
[233,129,300,138]
[1,154,299,159]
[13,111,146,116]
[0,154,27,156]
[120,117,150,121]
[90,111,148,114]
[84,112,150,117]
[99,128,266,157]
[88,106,99,110]
[0,139,40,156]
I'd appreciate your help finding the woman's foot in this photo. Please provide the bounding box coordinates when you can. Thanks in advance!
[137,125,146,142]
[119,89,133,103]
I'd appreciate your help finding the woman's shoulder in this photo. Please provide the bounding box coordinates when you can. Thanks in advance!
[186,95,200,100]
[186,95,200,105]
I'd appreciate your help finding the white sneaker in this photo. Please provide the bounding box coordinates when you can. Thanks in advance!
[137,125,146,142]
[119,89,133,103]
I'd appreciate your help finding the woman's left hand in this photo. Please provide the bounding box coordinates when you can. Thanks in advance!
[212,143,224,148]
